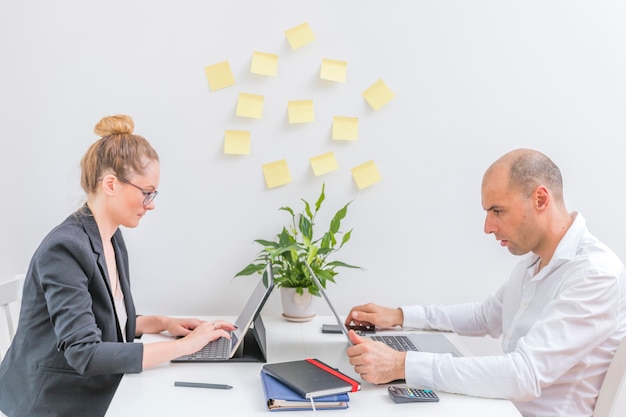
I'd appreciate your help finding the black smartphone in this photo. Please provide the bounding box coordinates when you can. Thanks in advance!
[321,323,375,334]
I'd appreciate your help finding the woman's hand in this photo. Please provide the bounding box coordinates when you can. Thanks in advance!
[178,320,237,354]
[141,318,237,369]
[162,317,235,337]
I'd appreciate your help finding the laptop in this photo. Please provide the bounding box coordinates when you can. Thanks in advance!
[304,262,462,357]
[172,264,275,363]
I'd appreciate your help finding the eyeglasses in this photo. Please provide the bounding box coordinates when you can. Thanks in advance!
[115,175,159,206]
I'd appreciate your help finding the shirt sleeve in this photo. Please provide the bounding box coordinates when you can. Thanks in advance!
[402,271,621,401]
[401,283,506,337]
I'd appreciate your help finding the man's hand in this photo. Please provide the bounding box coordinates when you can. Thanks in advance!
[344,303,404,328]
[346,330,406,384]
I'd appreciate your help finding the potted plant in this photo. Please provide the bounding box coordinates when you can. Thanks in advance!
[235,183,361,321]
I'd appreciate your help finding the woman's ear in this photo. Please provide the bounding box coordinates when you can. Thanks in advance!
[100,174,117,197]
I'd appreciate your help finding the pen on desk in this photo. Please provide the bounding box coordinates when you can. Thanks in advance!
[174,381,233,390]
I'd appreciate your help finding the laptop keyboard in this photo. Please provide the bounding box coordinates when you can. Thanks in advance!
[174,336,231,361]
[370,335,417,352]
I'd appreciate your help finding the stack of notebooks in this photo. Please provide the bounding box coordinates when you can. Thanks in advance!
[261,358,361,411]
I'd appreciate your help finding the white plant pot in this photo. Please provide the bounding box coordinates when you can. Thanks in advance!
[280,287,316,322]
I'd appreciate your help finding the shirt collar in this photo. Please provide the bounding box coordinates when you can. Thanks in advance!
[550,211,585,263]
[524,211,586,275]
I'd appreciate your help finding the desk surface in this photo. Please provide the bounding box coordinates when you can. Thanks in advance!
[106,316,522,416]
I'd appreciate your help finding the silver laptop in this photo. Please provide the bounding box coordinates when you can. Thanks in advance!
[172,264,274,362]
[305,262,462,357]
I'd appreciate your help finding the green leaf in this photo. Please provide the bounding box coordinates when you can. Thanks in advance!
[325,260,361,269]
[253,239,279,248]
[314,183,326,213]
[307,285,321,297]
[234,263,267,277]
[271,244,298,259]
[330,202,350,234]
[302,198,313,220]
[306,246,318,264]
[341,229,352,245]
[317,247,332,256]
[279,206,295,218]
[320,232,332,250]
[315,268,334,281]
[278,228,294,247]
[262,269,271,287]
[299,214,313,242]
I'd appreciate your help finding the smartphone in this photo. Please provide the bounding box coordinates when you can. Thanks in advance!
[388,386,439,403]
[321,323,375,334]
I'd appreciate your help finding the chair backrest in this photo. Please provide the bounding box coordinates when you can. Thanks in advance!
[0,274,24,360]
[593,337,626,417]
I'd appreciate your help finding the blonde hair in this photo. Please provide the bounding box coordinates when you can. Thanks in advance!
[80,115,159,194]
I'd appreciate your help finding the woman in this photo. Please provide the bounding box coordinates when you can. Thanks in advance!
[0,115,235,417]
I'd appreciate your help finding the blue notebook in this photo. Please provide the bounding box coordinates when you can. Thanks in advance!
[260,369,350,411]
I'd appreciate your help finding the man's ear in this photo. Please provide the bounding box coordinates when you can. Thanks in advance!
[534,185,550,210]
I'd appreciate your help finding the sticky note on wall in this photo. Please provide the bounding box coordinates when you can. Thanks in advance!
[204,61,235,91]
[262,159,292,189]
[320,58,347,83]
[236,92,265,119]
[285,23,315,49]
[351,160,382,190]
[362,79,395,110]
[250,51,278,76]
[288,100,315,124]
[332,116,359,141]
[310,152,339,176]
[224,130,251,155]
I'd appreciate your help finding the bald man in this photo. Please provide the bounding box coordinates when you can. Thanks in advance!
[345,149,626,417]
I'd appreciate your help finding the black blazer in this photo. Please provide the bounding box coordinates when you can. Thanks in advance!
[0,206,144,417]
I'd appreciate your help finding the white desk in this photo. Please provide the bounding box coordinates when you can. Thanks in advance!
[106,316,522,416]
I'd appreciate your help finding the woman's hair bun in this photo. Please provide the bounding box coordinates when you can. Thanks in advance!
[94,114,135,137]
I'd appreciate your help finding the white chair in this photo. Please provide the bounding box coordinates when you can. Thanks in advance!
[0,274,24,360]
[593,337,626,417]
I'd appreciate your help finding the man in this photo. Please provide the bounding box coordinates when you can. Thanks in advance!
[345,149,626,417]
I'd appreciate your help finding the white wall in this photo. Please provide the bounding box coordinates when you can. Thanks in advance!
[1,2,625,354]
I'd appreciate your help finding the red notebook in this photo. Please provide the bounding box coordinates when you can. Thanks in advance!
[262,358,361,399]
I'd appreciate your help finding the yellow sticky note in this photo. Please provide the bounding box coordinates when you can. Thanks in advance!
[288,100,315,124]
[204,61,235,91]
[224,130,250,155]
[262,159,292,189]
[332,116,359,141]
[320,58,347,83]
[351,160,382,190]
[285,22,315,49]
[362,79,395,110]
[250,51,278,76]
[310,152,339,176]
[236,92,264,119]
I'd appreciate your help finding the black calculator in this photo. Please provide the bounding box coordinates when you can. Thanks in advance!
[388,386,440,403]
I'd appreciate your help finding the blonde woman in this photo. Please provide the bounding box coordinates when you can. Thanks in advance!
[0,115,234,417]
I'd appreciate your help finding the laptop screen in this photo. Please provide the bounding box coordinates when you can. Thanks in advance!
[229,264,274,354]
[304,262,353,346]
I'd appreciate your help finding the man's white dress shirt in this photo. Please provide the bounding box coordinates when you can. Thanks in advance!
[401,212,626,417]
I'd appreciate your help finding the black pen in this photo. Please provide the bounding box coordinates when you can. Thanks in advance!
[174,381,233,390]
